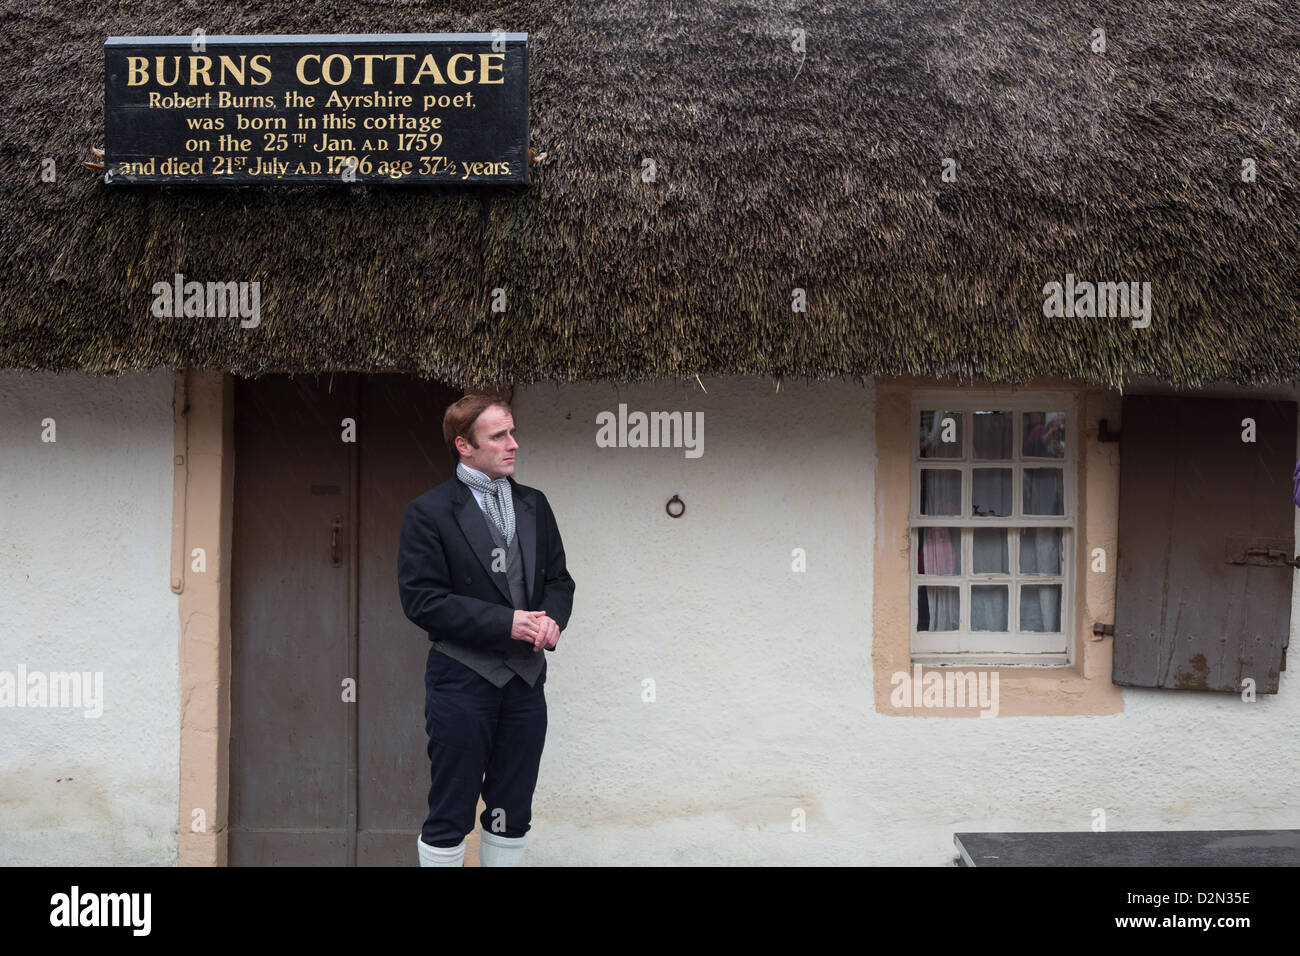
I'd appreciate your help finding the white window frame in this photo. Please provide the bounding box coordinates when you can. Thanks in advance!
[909,390,1077,666]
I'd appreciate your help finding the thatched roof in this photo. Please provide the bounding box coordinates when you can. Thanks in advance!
[2,1,1298,387]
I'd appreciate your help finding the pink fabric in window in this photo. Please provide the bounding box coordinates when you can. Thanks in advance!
[922,528,958,575]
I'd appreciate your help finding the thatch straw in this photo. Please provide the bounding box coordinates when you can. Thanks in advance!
[2,1,1297,387]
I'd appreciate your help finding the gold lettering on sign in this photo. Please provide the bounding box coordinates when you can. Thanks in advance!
[127,54,272,86]
[411,55,446,84]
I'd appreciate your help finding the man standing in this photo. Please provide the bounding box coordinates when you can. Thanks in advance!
[398,395,575,867]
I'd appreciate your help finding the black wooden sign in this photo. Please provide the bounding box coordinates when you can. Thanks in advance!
[104,33,529,185]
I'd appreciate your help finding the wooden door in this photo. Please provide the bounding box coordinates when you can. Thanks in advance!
[356,374,461,863]
[230,373,460,865]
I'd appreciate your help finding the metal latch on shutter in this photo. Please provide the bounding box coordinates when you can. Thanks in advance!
[1224,534,1300,569]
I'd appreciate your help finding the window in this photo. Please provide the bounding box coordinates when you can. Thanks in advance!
[910,392,1075,665]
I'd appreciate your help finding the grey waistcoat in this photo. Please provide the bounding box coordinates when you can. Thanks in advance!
[431,494,545,689]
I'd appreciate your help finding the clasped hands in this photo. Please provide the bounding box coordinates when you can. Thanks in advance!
[511,609,560,652]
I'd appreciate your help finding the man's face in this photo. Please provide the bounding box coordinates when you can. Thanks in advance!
[458,405,518,479]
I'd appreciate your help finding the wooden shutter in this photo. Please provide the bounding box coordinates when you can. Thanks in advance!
[1112,396,1295,693]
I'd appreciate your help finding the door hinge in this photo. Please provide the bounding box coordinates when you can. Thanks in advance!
[1224,534,1299,569]
[1225,547,1300,569]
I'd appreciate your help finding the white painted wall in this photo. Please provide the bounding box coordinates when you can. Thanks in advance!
[514,376,1300,865]
[0,370,178,865]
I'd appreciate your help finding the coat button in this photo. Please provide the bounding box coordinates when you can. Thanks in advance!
[464,576,472,584]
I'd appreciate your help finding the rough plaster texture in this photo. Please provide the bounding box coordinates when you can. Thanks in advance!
[0,370,178,865]
[512,376,1300,865]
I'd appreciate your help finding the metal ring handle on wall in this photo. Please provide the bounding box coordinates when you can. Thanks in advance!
[665,495,685,518]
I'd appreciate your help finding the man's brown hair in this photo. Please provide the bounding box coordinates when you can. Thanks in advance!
[443,394,513,466]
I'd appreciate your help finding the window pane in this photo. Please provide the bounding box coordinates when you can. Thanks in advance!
[972,411,1013,459]
[917,586,959,631]
[920,469,961,515]
[972,468,1012,516]
[1023,468,1064,515]
[1020,584,1062,631]
[1023,411,1066,458]
[972,528,1008,573]
[971,586,1008,631]
[920,410,962,458]
[1019,528,1062,574]
[918,528,960,574]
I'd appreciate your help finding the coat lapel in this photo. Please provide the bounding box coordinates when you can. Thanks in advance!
[453,476,536,605]
[511,477,537,601]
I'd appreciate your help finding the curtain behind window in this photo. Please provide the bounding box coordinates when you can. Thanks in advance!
[921,470,960,629]
[970,415,1012,629]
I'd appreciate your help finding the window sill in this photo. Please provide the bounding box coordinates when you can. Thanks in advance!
[874,655,1124,718]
